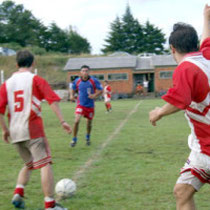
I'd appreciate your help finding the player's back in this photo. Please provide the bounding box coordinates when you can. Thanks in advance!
[6,71,35,141]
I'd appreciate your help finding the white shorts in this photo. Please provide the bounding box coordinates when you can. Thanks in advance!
[176,150,210,191]
[104,95,111,103]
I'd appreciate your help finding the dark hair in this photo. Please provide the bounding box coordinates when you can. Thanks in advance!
[169,23,199,53]
[104,80,108,83]
[16,50,34,67]
[80,65,90,70]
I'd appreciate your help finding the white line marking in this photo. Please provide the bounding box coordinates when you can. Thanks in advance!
[72,101,142,182]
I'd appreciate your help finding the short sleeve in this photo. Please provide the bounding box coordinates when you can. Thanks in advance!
[94,78,103,90]
[0,83,8,114]
[33,75,60,104]
[162,62,205,109]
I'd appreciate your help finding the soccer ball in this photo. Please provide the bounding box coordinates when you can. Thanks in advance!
[55,178,76,199]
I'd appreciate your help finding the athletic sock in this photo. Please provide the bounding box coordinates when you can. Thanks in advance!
[44,197,55,209]
[14,184,24,197]
[72,137,77,142]
[86,134,90,141]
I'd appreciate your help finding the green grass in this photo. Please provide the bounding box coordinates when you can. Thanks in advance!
[0,98,210,210]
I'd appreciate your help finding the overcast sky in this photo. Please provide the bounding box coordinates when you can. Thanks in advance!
[0,0,208,54]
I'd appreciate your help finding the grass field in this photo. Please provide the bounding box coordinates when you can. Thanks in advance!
[0,98,210,210]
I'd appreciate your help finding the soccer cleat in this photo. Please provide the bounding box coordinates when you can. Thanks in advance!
[12,194,25,209]
[46,203,68,210]
[86,140,91,146]
[70,140,77,147]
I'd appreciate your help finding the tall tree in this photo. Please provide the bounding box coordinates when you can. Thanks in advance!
[102,5,166,54]
[102,16,125,53]
[121,5,144,53]
[68,28,91,54]
[142,21,166,54]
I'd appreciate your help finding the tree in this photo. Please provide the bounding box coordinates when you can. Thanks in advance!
[102,5,166,54]
[45,23,70,53]
[0,1,92,54]
[0,1,43,46]
[121,5,144,54]
[68,27,91,54]
[102,16,125,53]
[142,21,166,54]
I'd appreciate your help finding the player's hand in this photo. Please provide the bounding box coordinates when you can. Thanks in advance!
[70,96,76,102]
[2,129,10,143]
[149,107,162,126]
[88,94,96,99]
[204,4,210,20]
[61,122,72,134]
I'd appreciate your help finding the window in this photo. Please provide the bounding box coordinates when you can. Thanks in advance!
[92,74,104,81]
[159,71,173,79]
[70,75,79,82]
[108,73,128,81]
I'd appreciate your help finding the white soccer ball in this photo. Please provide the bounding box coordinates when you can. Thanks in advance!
[55,178,76,199]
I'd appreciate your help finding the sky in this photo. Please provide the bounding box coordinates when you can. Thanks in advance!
[0,0,208,54]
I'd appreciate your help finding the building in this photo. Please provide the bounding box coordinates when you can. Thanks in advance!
[63,54,177,95]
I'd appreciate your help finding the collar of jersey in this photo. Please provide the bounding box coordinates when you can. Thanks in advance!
[81,76,90,82]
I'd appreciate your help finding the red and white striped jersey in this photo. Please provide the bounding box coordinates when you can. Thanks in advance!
[163,38,210,156]
[0,71,60,143]
[104,85,111,99]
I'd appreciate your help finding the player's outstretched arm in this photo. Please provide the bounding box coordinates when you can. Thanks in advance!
[201,4,210,45]
[50,102,72,134]
[0,114,10,143]
[149,103,180,126]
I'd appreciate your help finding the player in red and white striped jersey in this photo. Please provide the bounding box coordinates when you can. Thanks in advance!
[0,50,72,210]
[149,4,210,210]
[103,80,112,113]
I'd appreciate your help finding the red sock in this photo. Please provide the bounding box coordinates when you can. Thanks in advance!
[105,103,109,110]
[14,187,24,197]
[107,103,111,110]
[45,200,56,208]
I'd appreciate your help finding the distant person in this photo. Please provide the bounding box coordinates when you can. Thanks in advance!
[149,5,210,210]
[143,80,149,96]
[0,50,72,210]
[135,83,143,96]
[103,80,112,113]
[69,65,103,147]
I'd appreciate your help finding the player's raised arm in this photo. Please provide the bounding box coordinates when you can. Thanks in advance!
[201,4,210,45]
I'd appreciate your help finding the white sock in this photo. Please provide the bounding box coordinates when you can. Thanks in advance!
[44,197,55,202]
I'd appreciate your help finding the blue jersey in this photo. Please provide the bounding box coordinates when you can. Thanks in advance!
[72,76,103,108]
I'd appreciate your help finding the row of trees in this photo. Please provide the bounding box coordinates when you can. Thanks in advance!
[0,1,166,55]
[102,6,166,54]
[0,1,91,54]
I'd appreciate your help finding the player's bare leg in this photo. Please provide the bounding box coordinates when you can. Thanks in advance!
[17,166,31,186]
[86,119,92,145]
[41,164,54,198]
[174,183,196,210]
[41,164,67,209]
[71,114,81,147]
[12,166,31,208]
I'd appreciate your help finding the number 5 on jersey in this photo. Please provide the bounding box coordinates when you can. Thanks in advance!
[14,90,24,112]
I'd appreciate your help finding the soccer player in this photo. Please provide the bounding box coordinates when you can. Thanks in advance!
[149,4,210,210]
[103,80,112,113]
[0,50,72,210]
[70,65,103,147]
